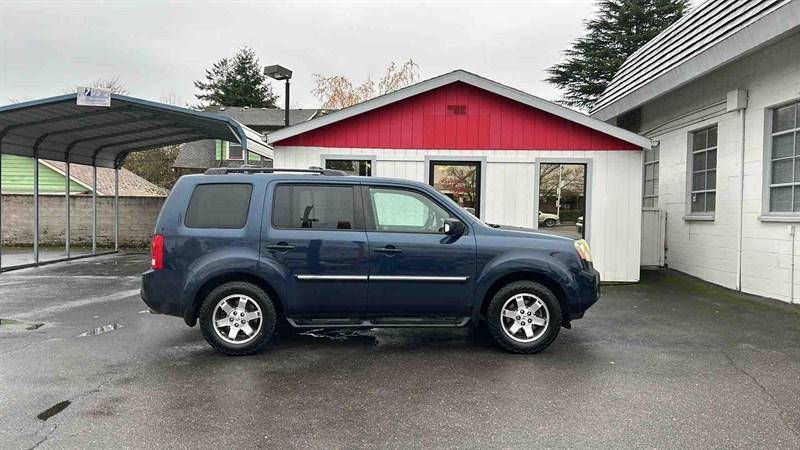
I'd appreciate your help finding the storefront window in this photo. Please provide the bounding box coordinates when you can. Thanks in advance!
[429,161,481,217]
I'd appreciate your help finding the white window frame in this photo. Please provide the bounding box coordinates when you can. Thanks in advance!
[761,98,800,220]
[321,154,376,176]
[643,144,659,208]
[226,141,244,160]
[685,125,717,220]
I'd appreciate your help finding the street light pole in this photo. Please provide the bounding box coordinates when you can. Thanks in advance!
[284,78,290,127]
[264,64,293,128]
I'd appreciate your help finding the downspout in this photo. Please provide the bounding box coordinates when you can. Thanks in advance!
[736,108,746,291]
[729,89,748,292]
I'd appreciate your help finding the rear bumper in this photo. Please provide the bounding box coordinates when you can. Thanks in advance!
[141,269,184,318]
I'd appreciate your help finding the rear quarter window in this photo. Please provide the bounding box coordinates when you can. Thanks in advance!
[184,183,253,229]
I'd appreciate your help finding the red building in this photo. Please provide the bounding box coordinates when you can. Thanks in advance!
[269,70,650,282]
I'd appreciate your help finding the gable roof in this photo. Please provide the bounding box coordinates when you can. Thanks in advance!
[203,106,326,128]
[41,160,168,196]
[591,0,800,121]
[268,69,651,148]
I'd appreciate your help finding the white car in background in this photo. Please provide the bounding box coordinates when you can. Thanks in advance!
[538,211,559,227]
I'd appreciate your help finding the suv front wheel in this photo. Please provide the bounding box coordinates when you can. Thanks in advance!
[486,281,561,354]
[199,282,277,356]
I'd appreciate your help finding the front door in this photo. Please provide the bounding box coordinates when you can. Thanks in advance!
[261,182,368,317]
[364,186,476,317]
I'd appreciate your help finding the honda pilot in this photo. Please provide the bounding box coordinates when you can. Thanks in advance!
[141,167,600,355]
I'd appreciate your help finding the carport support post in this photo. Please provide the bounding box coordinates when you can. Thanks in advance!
[92,165,97,255]
[114,167,119,252]
[65,162,70,258]
[33,151,39,264]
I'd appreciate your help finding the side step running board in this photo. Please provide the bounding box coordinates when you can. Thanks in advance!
[286,317,470,328]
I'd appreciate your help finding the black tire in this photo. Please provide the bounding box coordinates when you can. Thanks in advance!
[544,218,557,227]
[486,281,561,354]
[198,281,277,356]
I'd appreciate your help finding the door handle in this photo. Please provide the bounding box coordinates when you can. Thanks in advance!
[374,246,402,255]
[265,242,295,251]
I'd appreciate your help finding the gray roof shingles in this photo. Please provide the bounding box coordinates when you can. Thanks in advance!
[43,160,169,197]
[173,106,329,169]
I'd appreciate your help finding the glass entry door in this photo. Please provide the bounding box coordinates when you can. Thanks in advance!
[429,161,481,217]
[538,163,586,239]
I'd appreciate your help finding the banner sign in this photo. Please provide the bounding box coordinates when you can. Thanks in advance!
[77,86,111,107]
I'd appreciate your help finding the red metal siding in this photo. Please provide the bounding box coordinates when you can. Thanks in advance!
[276,82,640,150]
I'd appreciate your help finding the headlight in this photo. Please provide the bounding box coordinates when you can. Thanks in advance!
[574,239,593,263]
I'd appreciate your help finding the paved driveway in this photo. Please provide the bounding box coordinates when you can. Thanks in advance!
[1,253,798,448]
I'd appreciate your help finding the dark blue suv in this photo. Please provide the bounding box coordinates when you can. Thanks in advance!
[141,167,600,355]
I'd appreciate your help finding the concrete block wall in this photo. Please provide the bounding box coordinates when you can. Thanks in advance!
[1,194,164,247]
[636,32,800,303]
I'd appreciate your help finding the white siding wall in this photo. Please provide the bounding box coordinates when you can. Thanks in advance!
[274,146,643,282]
[636,32,800,303]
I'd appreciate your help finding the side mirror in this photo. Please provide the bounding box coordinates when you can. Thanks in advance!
[443,218,466,236]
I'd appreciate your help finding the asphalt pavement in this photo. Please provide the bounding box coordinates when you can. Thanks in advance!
[1,252,799,449]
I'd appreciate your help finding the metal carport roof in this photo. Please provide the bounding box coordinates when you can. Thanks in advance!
[0,93,273,168]
[0,93,273,271]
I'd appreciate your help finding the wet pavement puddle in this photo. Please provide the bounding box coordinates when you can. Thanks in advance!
[36,400,71,421]
[0,318,44,331]
[77,323,123,337]
[298,328,379,345]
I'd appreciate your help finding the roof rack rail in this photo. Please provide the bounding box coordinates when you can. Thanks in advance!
[204,166,348,176]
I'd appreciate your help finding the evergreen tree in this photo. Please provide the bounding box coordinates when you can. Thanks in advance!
[546,0,690,110]
[194,46,277,108]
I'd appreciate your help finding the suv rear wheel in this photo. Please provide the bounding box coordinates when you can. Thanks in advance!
[486,281,561,354]
[199,282,277,356]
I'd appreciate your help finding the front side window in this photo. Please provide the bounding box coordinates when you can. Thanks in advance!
[324,159,372,176]
[643,145,659,207]
[272,185,356,230]
[368,188,451,233]
[769,101,800,212]
[185,184,253,229]
[689,126,717,214]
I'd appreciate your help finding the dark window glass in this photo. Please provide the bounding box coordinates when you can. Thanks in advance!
[773,104,797,133]
[185,184,252,229]
[273,185,356,230]
[228,142,243,160]
[325,159,372,176]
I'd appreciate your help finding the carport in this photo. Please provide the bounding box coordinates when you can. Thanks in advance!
[0,93,272,270]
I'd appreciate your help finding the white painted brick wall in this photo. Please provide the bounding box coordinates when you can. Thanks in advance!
[638,32,800,303]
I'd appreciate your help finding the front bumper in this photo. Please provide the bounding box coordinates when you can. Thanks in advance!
[571,266,601,320]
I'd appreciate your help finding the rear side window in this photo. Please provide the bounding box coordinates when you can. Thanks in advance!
[273,185,357,230]
[184,184,253,229]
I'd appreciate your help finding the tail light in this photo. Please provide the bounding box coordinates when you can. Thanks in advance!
[151,234,164,270]
[574,239,593,264]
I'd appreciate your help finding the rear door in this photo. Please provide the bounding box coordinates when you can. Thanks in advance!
[261,180,368,317]
[363,184,476,317]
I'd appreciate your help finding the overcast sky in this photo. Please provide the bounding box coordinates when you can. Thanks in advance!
[2,0,623,109]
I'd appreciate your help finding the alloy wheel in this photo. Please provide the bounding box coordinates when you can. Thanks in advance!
[212,294,263,344]
[500,293,549,343]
